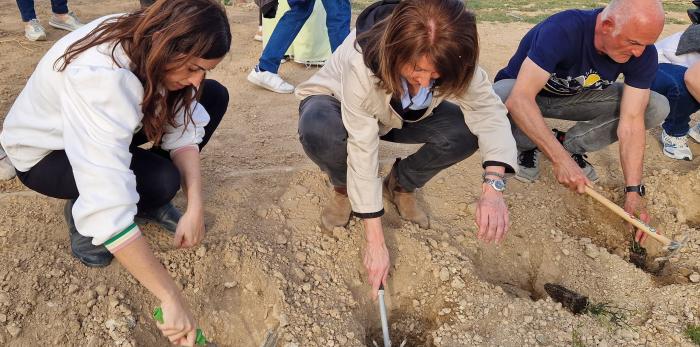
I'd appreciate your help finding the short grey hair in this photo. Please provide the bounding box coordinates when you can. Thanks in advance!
[601,0,664,36]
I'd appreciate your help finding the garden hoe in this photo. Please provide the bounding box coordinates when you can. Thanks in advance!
[584,186,688,264]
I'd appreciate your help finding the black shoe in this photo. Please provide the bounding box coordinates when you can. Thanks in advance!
[134,202,182,234]
[64,200,114,267]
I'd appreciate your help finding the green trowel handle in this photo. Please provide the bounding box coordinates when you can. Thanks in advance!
[153,307,208,345]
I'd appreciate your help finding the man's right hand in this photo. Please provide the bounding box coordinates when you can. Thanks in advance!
[551,154,591,193]
[362,217,390,300]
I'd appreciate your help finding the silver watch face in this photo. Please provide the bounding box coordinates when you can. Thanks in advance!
[492,179,506,191]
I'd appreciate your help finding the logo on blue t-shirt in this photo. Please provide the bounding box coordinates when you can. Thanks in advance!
[543,69,613,96]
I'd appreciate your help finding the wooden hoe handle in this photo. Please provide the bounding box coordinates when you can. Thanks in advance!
[584,186,672,246]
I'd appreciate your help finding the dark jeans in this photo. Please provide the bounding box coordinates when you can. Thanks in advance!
[298,95,478,190]
[651,63,700,137]
[258,0,350,73]
[16,79,229,211]
[16,0,68,22]
[493,80,669,153]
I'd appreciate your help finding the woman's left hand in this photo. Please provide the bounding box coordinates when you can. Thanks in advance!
[173,207,205,248]
[475,185,509,244]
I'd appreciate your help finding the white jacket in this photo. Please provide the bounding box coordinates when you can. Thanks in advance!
[0,15,210,251]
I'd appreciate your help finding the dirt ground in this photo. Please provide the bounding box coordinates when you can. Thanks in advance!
[1,1,700,346]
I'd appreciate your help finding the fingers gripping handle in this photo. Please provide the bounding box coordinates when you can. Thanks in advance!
[153,307,208,346]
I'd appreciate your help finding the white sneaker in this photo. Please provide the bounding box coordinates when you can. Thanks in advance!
[247,68,294,94]
[49,12,83,32]
[254,26,262,42]
[0,146,16,181]
[688,124,700,143]
[661,129,693,161]
[24,19,46,41]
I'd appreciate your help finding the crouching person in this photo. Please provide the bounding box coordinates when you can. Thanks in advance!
[296,0,517,297]
[0,0,230,344]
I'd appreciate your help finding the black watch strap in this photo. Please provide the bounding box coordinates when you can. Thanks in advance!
[624,184,645,197]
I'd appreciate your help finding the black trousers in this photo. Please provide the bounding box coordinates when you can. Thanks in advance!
[16,79,229,211]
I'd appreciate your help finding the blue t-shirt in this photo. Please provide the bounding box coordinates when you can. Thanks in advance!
[494,8,658,97]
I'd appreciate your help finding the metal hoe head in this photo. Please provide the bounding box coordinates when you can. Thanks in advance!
[655,233,690,263]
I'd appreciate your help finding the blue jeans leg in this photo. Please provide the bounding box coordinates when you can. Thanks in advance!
[16,0,37,22]
[51,0,69,15]
[258,0,315,73]
[651,63,700,137]
[320,0,351,51]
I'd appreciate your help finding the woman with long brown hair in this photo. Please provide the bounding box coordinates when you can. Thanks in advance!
[296,0,518,297]
[0,0,231,344]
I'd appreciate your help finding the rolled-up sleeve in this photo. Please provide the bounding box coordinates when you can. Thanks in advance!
[62,66,144,251]
[161,101,210,153]
[341,64,384,216]
[456,67,518,173]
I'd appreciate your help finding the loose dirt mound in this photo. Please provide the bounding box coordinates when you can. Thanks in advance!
[0,1,699,346]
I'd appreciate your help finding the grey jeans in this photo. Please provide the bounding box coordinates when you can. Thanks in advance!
[298,95,479,190]
[492,80,669,153]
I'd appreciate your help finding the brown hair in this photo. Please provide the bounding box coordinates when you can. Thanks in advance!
[55,0,231,145]
[357,0,479,99]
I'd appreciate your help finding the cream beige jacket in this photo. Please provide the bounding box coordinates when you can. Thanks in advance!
[296,31,518,214]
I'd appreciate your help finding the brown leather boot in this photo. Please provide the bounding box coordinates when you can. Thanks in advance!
[321,186,352,231]
[383,160,430,229]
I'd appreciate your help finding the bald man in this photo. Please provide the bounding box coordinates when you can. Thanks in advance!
[493,0,669,242]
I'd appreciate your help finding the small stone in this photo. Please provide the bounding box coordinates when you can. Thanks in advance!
[275,235,288,245]
[6,324,20,337]
[95,284,108,296]
[666,315,679,323]
[584,244,599,259]
[439,267,450,282]
[689,272,700,283]
[279,314,289,327]
[562,249,570,256]
[302,283,312,292]
[451,277,465,289]
[294,252,307,263]
[67,284,79,295]
[337,335,348,345]
[224,281,238,289]
[195,246,207,258]
[524,316,533,324]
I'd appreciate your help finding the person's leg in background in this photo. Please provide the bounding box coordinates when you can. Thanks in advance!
[320,0,351,51]
[15,0,45,41]
[247,0,316,94]
[651,63,700,160]
[48,0,83,33]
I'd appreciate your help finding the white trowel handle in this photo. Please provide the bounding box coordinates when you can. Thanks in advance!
[378,284,391,347]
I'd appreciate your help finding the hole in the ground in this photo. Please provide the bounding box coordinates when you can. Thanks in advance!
[470,247,554,301]
[363,308,436,347]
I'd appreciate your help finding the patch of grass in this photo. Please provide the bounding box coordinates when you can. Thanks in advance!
[584,302,633,329]
[686,325,700,345]
[351,0,693,24]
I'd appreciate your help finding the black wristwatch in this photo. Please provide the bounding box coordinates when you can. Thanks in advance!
[624,184,645,197]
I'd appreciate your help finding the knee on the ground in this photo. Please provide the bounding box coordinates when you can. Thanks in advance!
[646,91,671,129]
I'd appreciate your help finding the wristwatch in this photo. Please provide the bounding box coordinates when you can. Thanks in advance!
[483,177,506,192]
[624,184,645,197]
